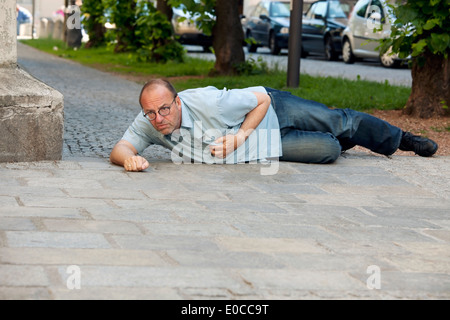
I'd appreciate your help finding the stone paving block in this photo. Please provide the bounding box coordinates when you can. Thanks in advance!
[363,206,450,220]
[0,186,67,198]
[294,194,392,207]
[273,252,397,272]
[6,231,111,249]
[384,254,450,273]
[340,212,441,229]
[142,190,229,202]
[86,207,179,223]
[0,287,51,300]
[18,195,111,209]
[320,185,436,197]
[113,235,220,251]
[0,248,167,266]
[336,174,411,186]
[24,177,104,189]
[198,201,287,214]
[0,217,35,231]
[379,196,450,209]
[0,177,22,187]
[63,188,147,200]
[174,210,266,224]
[422,229,450,242]
[349,270,450,294]
[112,199,205,213]
[165,249,286,268]
[51,286,183,300]
[0,265,49,286]
[0,207,84,219]
[324,225,434,242]
[253,183,328,195]
[238,269,364,291]
[56,266,244,289]
[0,196,19,207]
[215,237,327,254]
[142,222,242,237]
[232,222,338,240]
[42,219,142,235]
[260,204,367,226]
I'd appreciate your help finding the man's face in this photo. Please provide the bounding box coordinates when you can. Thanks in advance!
[141,86,182,136]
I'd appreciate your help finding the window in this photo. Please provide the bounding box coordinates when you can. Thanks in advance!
[355,0,371,18]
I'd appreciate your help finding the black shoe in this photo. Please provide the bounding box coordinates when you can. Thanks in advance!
[399,132,438,157]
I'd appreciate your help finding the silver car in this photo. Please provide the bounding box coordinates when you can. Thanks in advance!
[341,0,402,67]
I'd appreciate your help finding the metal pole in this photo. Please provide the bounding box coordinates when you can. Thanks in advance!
[287,0,304,88]
[31,0,35,39]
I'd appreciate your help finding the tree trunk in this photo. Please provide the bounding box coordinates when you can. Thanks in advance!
[405,50,450,118]
[212,0,245,75]
[156,0,173,21]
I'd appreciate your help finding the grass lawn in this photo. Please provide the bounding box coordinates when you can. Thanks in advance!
[21,38,411,112]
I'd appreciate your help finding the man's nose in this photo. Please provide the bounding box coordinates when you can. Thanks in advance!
[154,112,164,122]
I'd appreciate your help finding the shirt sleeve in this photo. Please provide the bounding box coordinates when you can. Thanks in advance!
[121,112,161,154]
[216,88,259,127]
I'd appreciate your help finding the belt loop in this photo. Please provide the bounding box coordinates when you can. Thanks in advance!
[267,91,276,111]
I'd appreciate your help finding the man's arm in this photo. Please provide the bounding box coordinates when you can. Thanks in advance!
[212,91,271,158]
[110,140,149,171]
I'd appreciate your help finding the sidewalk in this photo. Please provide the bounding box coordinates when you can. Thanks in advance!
[0,43,449,300]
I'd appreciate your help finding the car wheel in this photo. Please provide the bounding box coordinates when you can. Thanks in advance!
[246,31,258,53]
[380,49,401,68]
[269,32,281,55]
[325,36,339,61]
[342,39,355,64]
[301,46,308,58]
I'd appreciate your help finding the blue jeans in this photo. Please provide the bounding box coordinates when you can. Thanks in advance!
[265,88,403,164]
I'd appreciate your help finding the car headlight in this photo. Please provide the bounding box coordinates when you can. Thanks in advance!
[280,27,289,34]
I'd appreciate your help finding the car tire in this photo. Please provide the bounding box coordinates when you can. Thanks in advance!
[325,36,339,61]
[269,32,281,55]
[342,39,355,64]
[380,49,401,68]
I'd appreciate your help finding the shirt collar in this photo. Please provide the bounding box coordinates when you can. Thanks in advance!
[180,100,193,129]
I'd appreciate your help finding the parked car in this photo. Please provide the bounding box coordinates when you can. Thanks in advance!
[301,0,357,60]
[172,3,213,52]
[241,0,291,55]
[341,0,402,67]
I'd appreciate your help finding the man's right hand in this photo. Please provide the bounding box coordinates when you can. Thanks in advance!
[123,155,149,172]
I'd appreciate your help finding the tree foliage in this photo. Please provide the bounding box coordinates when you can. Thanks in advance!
[80,0,107,48]
[379,0,450,118]
[379,0,450,62]
[81,0,185,62]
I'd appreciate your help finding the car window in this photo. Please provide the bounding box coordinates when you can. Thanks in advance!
[355,0,370,18]
[270,1,291,17]
[306,1,327,19]
[329,1,348,18]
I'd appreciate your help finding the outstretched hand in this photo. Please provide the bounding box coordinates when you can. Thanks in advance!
[124,155,149,172]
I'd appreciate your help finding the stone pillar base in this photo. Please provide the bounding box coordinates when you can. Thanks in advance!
[0,66,64,162]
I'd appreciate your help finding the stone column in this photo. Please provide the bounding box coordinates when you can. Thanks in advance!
[0,0,64,162]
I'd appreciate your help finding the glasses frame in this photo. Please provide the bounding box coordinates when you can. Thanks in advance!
[142,95,177,121]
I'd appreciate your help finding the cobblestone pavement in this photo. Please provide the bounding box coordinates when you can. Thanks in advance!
[0,43,448,300]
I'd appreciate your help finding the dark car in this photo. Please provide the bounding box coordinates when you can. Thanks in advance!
[302,0,356,60]
[241,0,291,55]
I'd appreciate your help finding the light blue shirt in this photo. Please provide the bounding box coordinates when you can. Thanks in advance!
[122,86,282,164]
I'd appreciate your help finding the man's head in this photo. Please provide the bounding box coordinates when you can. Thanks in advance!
[139,79,181,136]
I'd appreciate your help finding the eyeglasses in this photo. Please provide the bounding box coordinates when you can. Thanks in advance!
[142,95,177,121]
